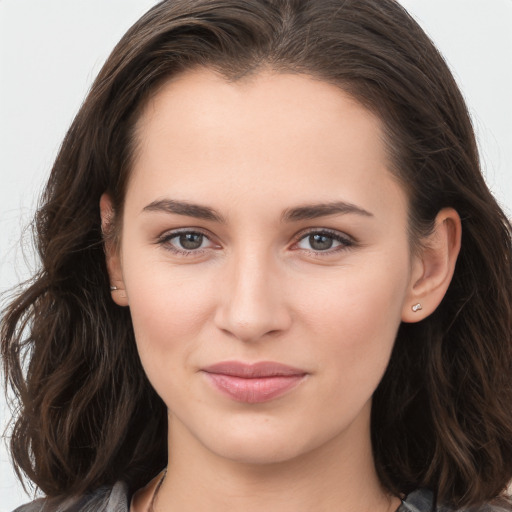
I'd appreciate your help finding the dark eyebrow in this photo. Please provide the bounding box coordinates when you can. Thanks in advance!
[143,199,227,223]
[281,201,373,222]
[142,199,373,223]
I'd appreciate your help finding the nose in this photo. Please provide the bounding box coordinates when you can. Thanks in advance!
[213,247,292,343]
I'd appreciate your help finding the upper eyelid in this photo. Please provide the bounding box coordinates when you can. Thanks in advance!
[294,226,354,242]
[157,227,214,243]
[157,227,355,248]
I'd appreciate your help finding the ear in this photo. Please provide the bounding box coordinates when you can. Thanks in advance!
[100,193,129,307]
[402,207,462,323]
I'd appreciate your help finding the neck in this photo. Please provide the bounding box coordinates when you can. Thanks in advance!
[154,405,400,512]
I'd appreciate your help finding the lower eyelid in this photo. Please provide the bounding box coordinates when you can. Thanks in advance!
[158,230,212,251]
[157,229,354,255]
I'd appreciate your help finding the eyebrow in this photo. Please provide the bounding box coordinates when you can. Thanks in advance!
[142,198,373,223]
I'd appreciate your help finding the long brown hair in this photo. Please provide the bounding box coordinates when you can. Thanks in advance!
[2,0,512,509]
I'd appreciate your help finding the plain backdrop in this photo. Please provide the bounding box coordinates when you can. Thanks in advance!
[1,1,511,510]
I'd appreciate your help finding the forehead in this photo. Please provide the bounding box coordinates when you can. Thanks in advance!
[127,68,406,222]
[135,68,383,146]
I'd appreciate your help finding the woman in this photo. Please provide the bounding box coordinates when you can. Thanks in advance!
[2,0,511,510]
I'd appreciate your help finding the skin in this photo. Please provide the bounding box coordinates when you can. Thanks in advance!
[102,68,461,512]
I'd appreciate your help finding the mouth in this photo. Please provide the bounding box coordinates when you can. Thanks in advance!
[201,361,308,404]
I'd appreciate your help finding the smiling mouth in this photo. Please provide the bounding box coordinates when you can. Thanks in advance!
[201,361,308,403]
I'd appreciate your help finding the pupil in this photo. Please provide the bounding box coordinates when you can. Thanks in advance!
[311,234,333,251]
[181,233,202,250]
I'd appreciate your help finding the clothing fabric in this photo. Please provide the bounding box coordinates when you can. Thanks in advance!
[130,470,166,512]
[11,484,510,512]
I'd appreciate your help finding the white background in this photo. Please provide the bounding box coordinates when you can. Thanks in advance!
[1,1,511,510]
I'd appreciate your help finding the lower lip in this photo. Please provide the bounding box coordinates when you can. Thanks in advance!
[203,372,306,403]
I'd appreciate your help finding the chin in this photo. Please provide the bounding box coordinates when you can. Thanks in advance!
[199,421,325,466]
[214,439,309,466]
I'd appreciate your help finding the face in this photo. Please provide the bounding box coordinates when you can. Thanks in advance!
[107,68,419,466]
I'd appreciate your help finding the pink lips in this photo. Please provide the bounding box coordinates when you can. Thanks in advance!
[202,361,307,403]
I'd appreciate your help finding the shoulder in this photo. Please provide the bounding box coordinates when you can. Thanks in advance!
[400,488,436,512]
[437,504,512,512]
[11,481,130,512]
[400,489,512,512]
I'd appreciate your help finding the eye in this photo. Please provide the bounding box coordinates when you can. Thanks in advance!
[157,228,355,258]
[157,229,215,256]
[295,229,355,256]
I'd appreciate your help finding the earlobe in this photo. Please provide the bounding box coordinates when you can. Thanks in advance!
[402,207,462,323]
[100,193,129,307]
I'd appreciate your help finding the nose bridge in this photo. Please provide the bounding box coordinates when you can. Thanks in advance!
[214,241,290,342]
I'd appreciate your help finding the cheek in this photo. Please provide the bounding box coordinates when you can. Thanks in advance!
[298,256,409,382]
[124,275,213,405]
[122,232,410,401]
[128,273,210,340]
[119,247,217,379]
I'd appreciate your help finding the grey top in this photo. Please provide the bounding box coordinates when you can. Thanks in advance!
[12,482,129,512]
[12,484,510,512]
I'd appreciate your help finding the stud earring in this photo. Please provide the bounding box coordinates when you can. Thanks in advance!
[110,285,118,291]
[411,303,422,312]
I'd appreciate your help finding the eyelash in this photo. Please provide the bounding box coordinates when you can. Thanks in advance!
[156,228,356,258]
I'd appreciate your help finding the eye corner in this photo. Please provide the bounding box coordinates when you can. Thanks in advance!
[154,228,220,258]
[293,228,357,257]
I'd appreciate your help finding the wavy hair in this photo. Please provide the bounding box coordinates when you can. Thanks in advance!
[2,0,512,509]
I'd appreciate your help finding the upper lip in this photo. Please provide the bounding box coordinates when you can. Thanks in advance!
[202,361,307,378]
